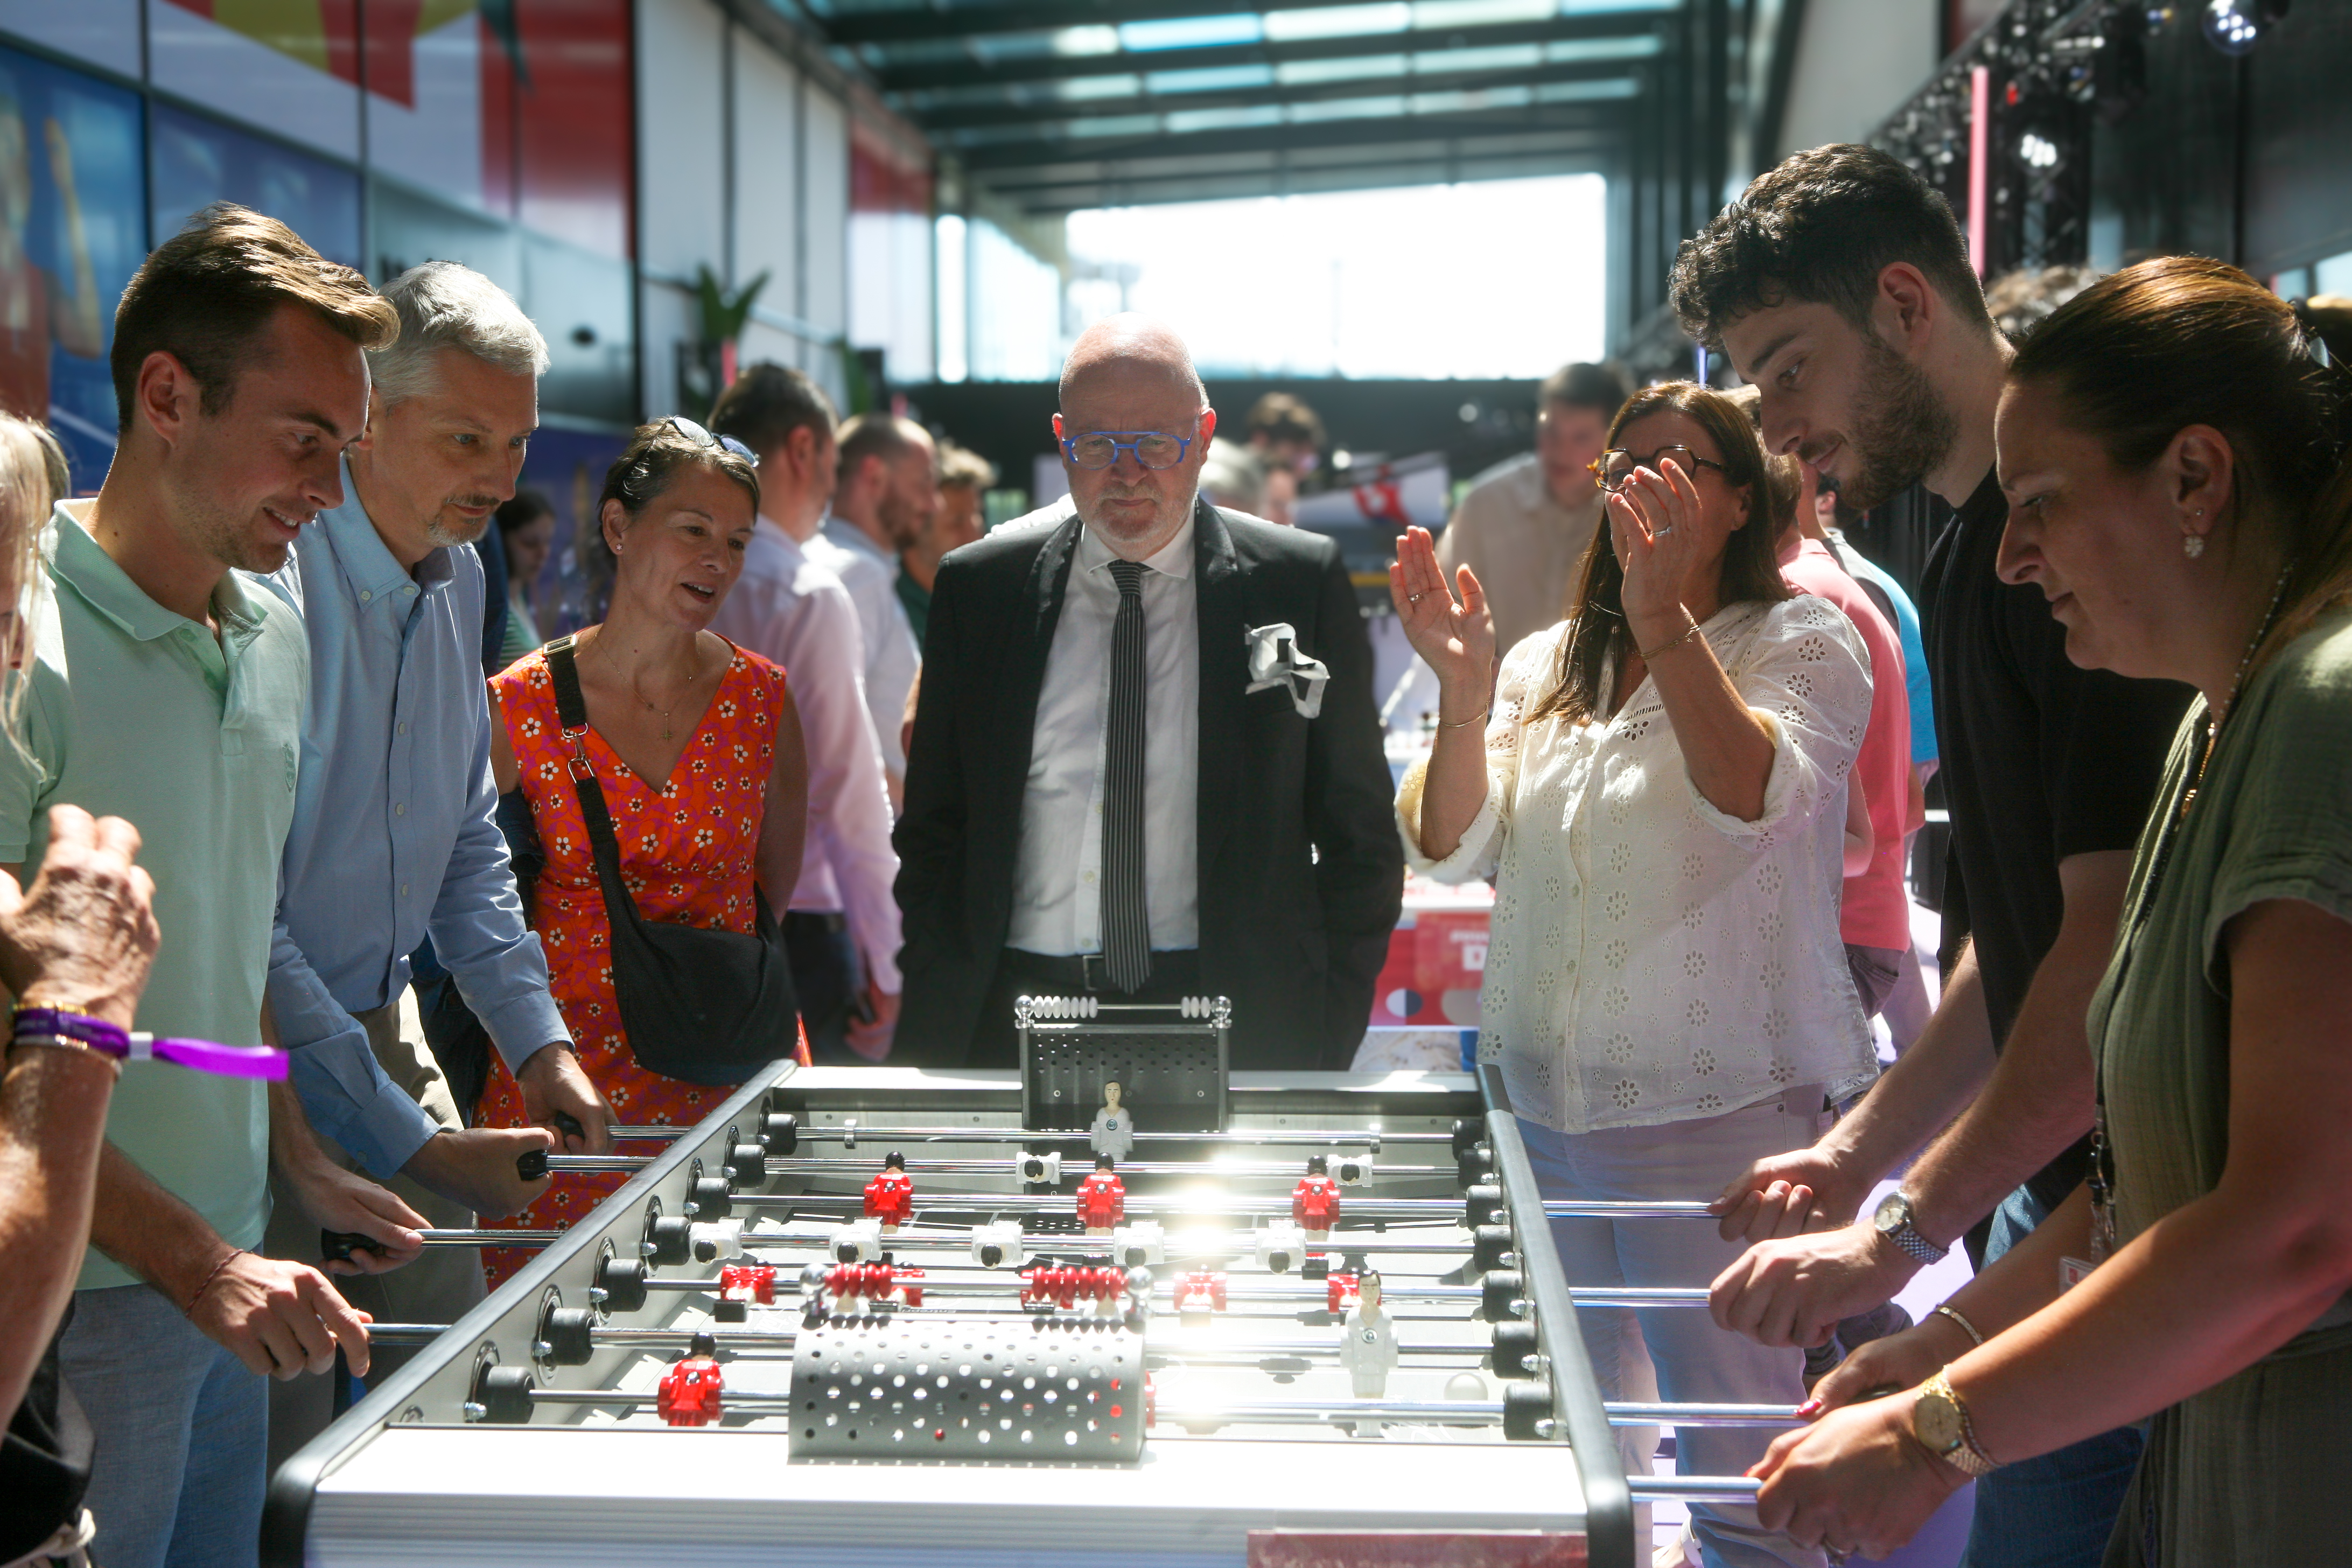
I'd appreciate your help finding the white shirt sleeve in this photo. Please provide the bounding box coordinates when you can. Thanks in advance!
[1394,627,1557,883]
[1685,596,1872,845]
[776,577,904,993]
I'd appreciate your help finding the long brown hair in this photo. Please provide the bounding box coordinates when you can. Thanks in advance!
[2009,255,2352,678]
[1528,381,1793,724]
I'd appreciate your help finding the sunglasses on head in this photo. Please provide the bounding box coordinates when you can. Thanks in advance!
[663,415,758,464]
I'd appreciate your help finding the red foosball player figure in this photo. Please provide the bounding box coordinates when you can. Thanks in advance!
[720,1264,777,1306]
[1326,1271,1360,1314]
[1076,1155,1126,1235]
[1174,1270,1228,1314]
[658,1332,724,1427]
[864,1151,914,1232]
[1293,1155,1342,1240]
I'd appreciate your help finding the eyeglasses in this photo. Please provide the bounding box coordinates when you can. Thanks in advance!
[1060,427,1196,471]
[1590,445,1730,493]
[663,415,758,464]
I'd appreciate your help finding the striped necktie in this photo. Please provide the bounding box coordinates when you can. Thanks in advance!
[1101,559,1151,992]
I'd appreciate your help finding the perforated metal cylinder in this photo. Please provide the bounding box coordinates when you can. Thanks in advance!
[790,1317,1146,1462]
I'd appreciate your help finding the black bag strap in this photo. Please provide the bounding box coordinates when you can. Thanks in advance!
[542,636,636,913]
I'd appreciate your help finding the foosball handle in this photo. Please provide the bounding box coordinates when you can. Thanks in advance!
[555,1110,586,1143]
[321,1229,379,1263]
[516,1147,551,1180]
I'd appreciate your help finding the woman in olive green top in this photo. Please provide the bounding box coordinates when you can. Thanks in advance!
[1740,258,2352,1564]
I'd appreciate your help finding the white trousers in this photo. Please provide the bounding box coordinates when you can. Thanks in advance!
[1520,1091,1829,1568]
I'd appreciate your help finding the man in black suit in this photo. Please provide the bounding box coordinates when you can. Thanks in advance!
[894,316,1402,1069]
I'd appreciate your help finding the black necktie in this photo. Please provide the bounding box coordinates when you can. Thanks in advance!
[1101,559,1150,992]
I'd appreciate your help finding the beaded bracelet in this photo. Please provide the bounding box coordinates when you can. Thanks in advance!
[10,1007,289,1080]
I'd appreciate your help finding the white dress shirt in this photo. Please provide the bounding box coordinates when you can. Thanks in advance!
[812,516,921,785]
[710,516,903,991]
[1008,512,1201,956]
[1398,596,1879,1135]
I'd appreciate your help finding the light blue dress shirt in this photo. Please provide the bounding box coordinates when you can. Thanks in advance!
[260,467,569,1174]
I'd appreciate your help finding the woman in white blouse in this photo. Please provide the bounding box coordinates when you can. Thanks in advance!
[1395,382,1876,1568]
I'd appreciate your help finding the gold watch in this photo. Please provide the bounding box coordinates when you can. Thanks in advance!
[1911,1371,1999,1477]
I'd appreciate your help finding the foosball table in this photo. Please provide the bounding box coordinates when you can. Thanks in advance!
[264,998,1781,1567]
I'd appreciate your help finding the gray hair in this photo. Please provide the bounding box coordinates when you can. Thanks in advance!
[369,261,548,404]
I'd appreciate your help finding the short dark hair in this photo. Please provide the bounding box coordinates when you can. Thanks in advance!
[1669,144,1994,348]
[1538,362,1628,417]
[496,488,554,535]
[111,202,399,431]
[1244,392,1324,452]
[837,412,923,478]
[710,361,837,460]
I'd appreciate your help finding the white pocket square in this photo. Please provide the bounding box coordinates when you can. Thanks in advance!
[1244,621,1329,719]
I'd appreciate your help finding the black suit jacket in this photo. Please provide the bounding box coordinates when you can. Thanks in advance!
[893,496,1404,1069]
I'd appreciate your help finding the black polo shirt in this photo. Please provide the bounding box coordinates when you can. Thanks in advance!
[1920,467,2194,1210]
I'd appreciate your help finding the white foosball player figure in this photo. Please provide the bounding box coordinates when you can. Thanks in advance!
[1338,1271,1399,1398]
[831,1217,884,1263]
[1090,1081,1135,1160]
[972,1220,1026,1269]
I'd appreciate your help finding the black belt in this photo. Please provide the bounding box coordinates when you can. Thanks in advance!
[998,948,1201,995]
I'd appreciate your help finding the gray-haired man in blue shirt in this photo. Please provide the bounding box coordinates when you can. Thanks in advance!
[258,262,615,1446]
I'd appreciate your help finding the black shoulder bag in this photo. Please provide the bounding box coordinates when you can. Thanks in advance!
[543,634,799,1084]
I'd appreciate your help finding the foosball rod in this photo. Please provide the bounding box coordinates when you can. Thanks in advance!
[1152,1399,1802,1430]
[541,1155,1440,1179]
[709,1193,1707,1221]
[321,1228,565,1261]
[626,1268,1710,1311]
[608,1123,1462,1148]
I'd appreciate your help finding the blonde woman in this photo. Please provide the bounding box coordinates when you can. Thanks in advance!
[1394,382,1877,1568]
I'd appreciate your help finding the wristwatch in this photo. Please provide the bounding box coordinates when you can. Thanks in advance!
[1873,1189,1948,1265]
[1912,1371,2000,1476]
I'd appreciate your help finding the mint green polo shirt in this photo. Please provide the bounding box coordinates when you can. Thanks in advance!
[0,503,307,1291]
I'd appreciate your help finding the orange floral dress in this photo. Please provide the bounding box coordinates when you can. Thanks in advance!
[478,640,808,1286]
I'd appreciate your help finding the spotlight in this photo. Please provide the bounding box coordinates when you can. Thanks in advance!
[2202,0,2287,55]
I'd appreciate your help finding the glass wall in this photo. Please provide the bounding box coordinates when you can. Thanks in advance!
[0,1,643,489]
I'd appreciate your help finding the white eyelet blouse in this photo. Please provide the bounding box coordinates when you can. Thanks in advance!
[1397,595,1880,1136]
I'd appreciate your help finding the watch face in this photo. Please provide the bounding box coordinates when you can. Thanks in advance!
[1875,1192,1910,1233]
[1914,1389,1963,1454]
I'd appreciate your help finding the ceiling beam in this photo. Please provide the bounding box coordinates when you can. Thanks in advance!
[873,9,1658,90]
[918,56,1635,130]
[986,122,1615,186]
[986,134,1615,207]
[956,99,1623,167]
[822,0,1675,47]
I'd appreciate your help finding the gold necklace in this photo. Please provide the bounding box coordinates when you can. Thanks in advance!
[2183,562,2294,818]
[593,633,693,743]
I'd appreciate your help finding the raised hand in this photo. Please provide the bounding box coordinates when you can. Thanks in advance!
[1604,455,1706,646]
[0,805,160,1027]
[1388,526,1495,704]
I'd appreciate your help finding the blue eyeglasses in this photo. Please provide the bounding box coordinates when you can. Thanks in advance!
[1060,428,1196,471]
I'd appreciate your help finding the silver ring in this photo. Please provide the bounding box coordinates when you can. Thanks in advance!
[1654,525,1675,537]
[1408,592,1424,603]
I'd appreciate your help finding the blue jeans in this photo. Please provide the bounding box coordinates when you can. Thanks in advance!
[1522,1094,1830,1568]
[1957,1185,2144,1568]
[57,1283,267,1568]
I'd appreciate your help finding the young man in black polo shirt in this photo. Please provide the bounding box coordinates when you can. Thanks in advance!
[1670,145,2191,1566]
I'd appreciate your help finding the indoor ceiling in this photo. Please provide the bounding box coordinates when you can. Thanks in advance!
[793,0,1692,209]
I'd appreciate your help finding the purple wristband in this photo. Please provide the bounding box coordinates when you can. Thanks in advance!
[11,1007,289,1081]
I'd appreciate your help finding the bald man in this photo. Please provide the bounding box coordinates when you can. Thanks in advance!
[894,317,1402,1068]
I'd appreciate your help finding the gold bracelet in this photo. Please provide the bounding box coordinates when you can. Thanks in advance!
[1436,708,1489,730]
[5,1033,121,1075]
[1935,1303,1986,1348]
[1636,617,1702,662]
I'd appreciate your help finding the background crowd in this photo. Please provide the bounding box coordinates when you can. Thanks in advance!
[2,135,2350,1568]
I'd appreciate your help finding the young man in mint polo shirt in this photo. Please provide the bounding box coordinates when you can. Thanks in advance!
[0,205,433,1568]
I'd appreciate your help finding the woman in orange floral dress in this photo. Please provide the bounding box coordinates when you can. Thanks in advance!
[480,419,810,1284]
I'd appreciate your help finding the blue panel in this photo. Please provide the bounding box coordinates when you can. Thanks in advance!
[150,102,362,271]
[0,45,146,492]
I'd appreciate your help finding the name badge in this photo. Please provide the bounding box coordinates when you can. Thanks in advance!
[2059,1255,2098,1292]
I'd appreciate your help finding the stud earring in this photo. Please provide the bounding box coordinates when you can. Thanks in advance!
[2183,534,2206,559]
